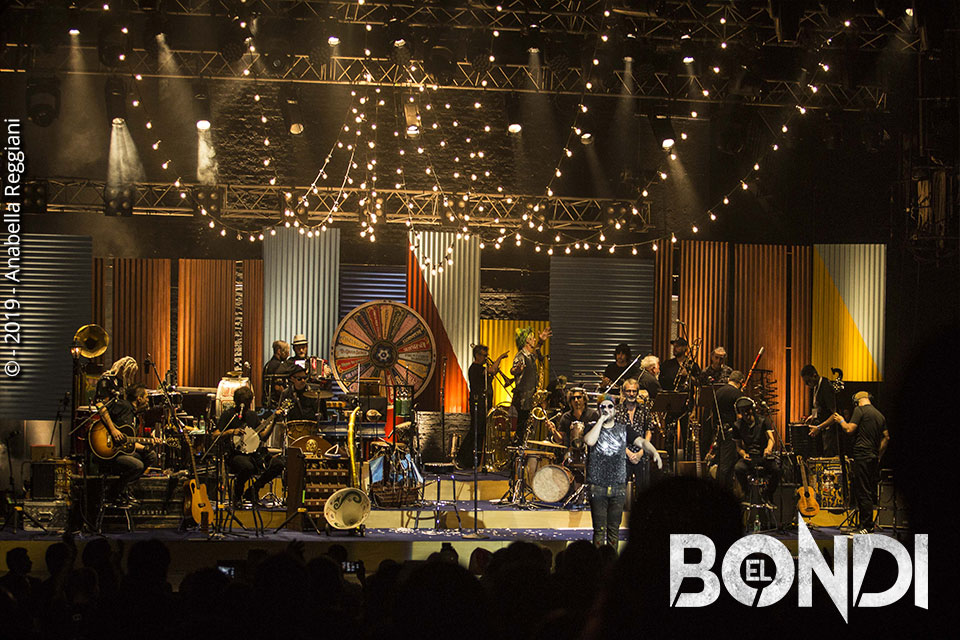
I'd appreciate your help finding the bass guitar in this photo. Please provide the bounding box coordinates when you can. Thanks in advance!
[796,455,820,518]
[231,400,293,454]
[88,419,179,460]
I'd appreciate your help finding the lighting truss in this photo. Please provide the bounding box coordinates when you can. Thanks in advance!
[0,46,887,111]
[39,179,654,234]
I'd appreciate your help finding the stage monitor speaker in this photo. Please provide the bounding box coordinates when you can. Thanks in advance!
[31,461,57,499]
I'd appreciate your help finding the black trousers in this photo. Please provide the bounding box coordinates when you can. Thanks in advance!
[734,455,781,500]
[817,424,840,457]
[514,408,531,445]
[457,399,489,468]
[228,452,284,499]
[853,456,880,530]
[588,483,626,547]
[714,437,739,491]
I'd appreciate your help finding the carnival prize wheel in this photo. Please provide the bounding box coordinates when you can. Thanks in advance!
[330,301,437,401]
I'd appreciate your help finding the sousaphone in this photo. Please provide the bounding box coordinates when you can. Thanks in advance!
[73,324,108,359]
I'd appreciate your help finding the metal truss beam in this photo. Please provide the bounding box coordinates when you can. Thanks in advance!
[6,1,918,52]
[40,179,654,234]
[1,46,887,110]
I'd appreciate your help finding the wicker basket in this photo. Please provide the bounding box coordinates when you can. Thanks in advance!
[370,481,421,508]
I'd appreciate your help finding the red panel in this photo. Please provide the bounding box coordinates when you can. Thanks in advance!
[406,251,469,413]
[733,244,788,434]
[177,259,235,388]
[243,260,264,402]
[112,259,171,388]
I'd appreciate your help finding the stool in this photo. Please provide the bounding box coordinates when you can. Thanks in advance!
[742,474,776,533]
[95,475,134,534]
[221,473,263,536]
[414,463,462,532]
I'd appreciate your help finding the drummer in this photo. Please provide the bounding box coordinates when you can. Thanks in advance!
[278,363,320,422]
[549,387,599,447]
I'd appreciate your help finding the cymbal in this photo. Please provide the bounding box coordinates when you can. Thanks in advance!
[303,389,334,399]
[527,440,566,449]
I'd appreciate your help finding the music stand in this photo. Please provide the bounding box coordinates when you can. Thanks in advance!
[652,392,687,473]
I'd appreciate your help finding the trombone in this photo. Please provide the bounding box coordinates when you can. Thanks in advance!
[469,343,515,389]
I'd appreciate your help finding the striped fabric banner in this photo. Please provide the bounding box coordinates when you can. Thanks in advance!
[813,244,886,381]
[262,228,341,365]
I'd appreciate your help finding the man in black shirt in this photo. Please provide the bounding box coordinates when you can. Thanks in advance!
[637,355,662,399]
[213,387,284,505]
[601,343,640,389]
[834,391,889,533]
[802,364,839,456]
[708,371,745,490]
[549,387,599,447]
[95,383,158,505]
[733,397,779,504]
[262,339,290,408]
[510,326,551,443]
[700,346,732,385]
[659,337,702,392]
[457,344,508,469]
[279,364,320,422]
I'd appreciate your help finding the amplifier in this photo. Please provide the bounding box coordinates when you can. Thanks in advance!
[22,499,71,533]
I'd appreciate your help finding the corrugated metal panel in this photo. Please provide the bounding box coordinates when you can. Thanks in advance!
[653,242,675,360]
[177,260,235,388]
[678,241,729,373]
[242,260,264,400]
[813,244,885,381]
[92,258,104,328]
[0,235,92,420]
[791,246,813,422]
[111,259,171,388]
[262,228,340,363]
[339,264,406,320]
[479,319,552,408]
[549,257,655,386]
[733,245,788,433]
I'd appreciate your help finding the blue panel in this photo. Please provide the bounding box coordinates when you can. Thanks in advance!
[0,234,92,420]
[262,228,340,362]
[549,257,655,387]
[338,264,407,320]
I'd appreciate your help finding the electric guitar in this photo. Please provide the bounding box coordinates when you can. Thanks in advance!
[88,419,180,460]
[231,400,293,454]
[691,419,703,479]
[796,456,820,518]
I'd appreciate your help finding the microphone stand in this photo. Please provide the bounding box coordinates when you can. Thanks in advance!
[462,366,487,539]
[439,355,448,463]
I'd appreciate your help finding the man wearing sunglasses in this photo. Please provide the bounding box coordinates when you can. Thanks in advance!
[619,380,661,500]
[549,387,598,447]
[278,364,319,422]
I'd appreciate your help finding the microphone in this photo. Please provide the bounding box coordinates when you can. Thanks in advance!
[144,353,153,373]
[674,320,686,325]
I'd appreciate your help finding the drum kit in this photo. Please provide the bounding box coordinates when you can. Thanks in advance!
[502,426,589,507]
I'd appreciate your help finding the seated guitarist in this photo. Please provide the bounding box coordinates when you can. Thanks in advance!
[213,387,284,506]
[94,383,158,506]
[733,397,780,506]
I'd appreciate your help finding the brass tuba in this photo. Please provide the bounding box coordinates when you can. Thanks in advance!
[483,404,512,472]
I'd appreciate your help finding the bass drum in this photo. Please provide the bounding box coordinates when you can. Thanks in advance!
[324,487,371,530]
[215,375,253,418]
[483,404,512,472]
[532,465,574,503]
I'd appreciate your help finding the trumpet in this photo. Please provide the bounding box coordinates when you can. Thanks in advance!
[531,407,562,423]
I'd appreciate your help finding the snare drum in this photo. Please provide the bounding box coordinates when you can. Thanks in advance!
[532,465,574,503]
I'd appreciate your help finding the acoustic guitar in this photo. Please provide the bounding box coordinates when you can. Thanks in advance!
[176,421,213,530]
[796,456,820,518]
[88,419,179,460]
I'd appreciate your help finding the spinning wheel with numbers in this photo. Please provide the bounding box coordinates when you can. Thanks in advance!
[330,301,437,400]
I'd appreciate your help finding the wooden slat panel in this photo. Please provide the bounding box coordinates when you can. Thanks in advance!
[733,245,788,434]
[678,241,729,371]
[653,241,675,360]
[791,246,813,423]
[177,259,234,388]
[243,259,264,403]
[112,259,171,388]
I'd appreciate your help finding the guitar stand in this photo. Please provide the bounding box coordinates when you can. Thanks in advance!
[274,506,322,535]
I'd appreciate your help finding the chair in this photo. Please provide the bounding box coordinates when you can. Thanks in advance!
[414,462,463,532]
[742,471,776,533]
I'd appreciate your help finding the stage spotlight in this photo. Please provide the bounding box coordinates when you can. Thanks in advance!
[543,34,574,76]
[142,12,167,57]
[23,180,48,214]
[97,15,129,67]
[104,76,127,124]
[258,18,295,76]
[505,93,522,134]
[523,22,543,54]
[649,113,676,150]
[467,34,493,76]
[217,18,248,62]
[680,34,695,64]
[194,82,211,131]
[191,185,222,217]
[385,17,413,66]
[103,183,135,217]
[403,100,420,138]
[279,85,304,135]
[425,45,456,84]
[25,76,61,127]
[580,131,594,145]
[67,9,81,36]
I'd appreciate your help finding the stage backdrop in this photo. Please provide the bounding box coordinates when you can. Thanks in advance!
[549,257,655,388]
[813,244,886,382]
[262,227,341,366]
[407,231,480,413]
